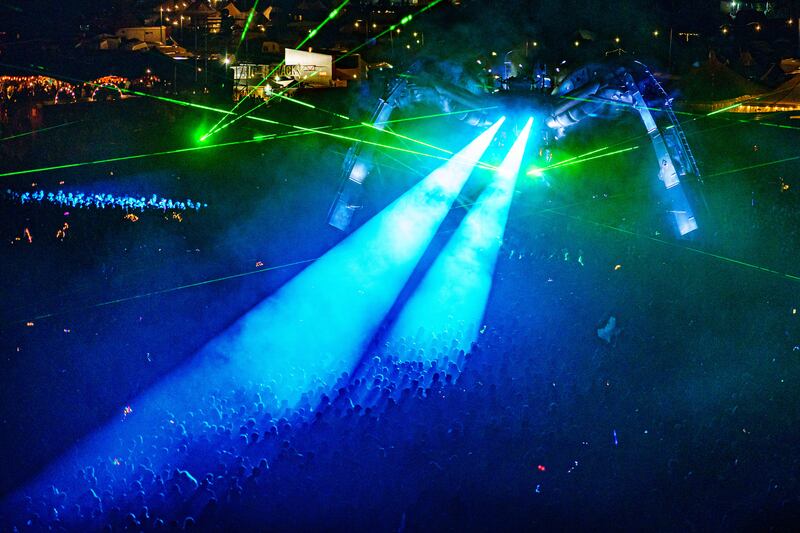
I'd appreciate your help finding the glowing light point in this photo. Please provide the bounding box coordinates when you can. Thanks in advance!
[527,166,544,178]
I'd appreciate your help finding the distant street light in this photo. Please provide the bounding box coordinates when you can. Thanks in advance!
[746,21,761,32]
[614,36,620,44]
[653,29,659,37]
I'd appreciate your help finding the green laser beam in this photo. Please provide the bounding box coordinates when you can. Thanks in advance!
[0,79,485,149]
[200,78,310,140]
[203,72,322,141]
[704,79,800,116]
[541,146,610,170]
[235,0,261,56]
[0,120,84,142]
[266,89,453,154]
[251,105,502,142]
[14,257,318,324]
[203,65,284,138]
[560,90,800,129]
[542,210,800,283]
[296,0,350,49]
[207,100,268,137]
[335,0,444,63]
[565,86,800,174]
[706,101,745,115]
[558,94,675,116]
[528,145,639,175]
[547,145,639,170]
[0,61,239,118]
[373,106,500,125]
[242,113,484,165]
[704,154,800,179]
[376,124,452,154]
[2,14,473,153]
[204,0,350,138]
[599,114,800,169]
[0,110,499,178]
[0,137,263,177]
[716,116,800,131]
[0,122,358,178]
[517,146,800,228]
[0,62,345,152]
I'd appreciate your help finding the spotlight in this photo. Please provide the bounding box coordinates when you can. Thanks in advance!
[209,118,505,400]
[389,118,534,347]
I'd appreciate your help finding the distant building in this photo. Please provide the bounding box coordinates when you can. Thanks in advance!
[183,1,222,33]
[77,34,122,50]
[231,48,335,100]
[220,1,245,23]
[285,48,333,86]
[116,26,168,44]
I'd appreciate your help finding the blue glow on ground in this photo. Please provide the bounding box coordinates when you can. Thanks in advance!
[389,117,534,349]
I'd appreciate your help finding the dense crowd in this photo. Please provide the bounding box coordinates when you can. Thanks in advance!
[6,189,207,213]
[4,200,799,532]
[2,122,800,530]
[0,77,74,105]
[0,219,610,532]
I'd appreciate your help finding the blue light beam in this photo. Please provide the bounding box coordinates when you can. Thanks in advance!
[197,117,506,402]
[389,117,534,349]
[6,119,505,504]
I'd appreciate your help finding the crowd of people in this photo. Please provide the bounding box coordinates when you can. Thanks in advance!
[0,76,75,106]
[1,109,799,530]
[3,197,800,532]
[6,189,207,213]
